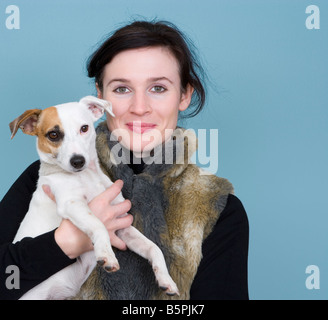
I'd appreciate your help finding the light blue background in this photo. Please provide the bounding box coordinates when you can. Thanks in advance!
[1,0,327,300]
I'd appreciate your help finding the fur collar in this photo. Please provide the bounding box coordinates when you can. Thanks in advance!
[75,122,233,300]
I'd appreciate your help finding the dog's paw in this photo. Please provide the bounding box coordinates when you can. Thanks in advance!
[155,271,179,296]
[159,282,180,296]
[94,240,120,272]
[97,257,120,273]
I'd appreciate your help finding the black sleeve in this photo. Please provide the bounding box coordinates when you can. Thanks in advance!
[190,194,249,300]
[0,161,75,300]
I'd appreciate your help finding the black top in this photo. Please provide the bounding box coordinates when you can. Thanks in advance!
[0,160,249,300]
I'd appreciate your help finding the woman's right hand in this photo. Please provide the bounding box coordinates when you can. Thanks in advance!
[48,180,132,259]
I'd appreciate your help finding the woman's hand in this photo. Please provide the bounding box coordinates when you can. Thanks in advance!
[43,180,132,259]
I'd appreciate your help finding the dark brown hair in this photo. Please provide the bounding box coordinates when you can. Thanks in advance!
[87,20,206,118]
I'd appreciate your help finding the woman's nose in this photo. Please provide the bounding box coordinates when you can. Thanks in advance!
[129,92,151,115]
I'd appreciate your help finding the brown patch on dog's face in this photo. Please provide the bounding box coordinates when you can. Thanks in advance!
[36,107,64,156]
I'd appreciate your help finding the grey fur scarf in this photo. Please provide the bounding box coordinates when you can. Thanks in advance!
[74,122,233,300]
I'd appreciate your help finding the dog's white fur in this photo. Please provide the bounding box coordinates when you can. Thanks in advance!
[10,96,178,299]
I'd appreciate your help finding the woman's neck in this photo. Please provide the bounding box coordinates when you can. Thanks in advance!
[128,151,146,174]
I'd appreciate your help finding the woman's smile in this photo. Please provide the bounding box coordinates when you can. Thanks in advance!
[126,121,157,134]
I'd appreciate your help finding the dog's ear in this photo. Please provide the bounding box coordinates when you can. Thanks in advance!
[9,109,42,139]
[79,96,115,122]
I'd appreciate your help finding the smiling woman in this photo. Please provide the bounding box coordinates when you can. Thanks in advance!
[98,46,193,153]
[88,21,206,119]
[0,19,249,300]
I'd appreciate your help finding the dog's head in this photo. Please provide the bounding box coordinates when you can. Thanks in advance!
[9,96,114,173]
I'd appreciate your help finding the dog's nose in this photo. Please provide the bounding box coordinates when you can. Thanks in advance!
[70,155,86,170]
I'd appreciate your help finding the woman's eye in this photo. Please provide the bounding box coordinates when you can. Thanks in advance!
[114,87,130,94]
[80,125,89,133]
[151,86,166,93]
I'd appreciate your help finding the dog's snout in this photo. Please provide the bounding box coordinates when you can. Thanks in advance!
[70,155,86,170]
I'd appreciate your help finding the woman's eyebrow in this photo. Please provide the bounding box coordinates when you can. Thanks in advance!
[148,77,173,84]
[106,77,173,87]
[105,78,129,87]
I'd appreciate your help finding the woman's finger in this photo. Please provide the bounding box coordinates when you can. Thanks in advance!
[110,199,132,218]
[96,180,124,204]
[42,184,56,202]
[106,212,133,230]
[111,234,128,251]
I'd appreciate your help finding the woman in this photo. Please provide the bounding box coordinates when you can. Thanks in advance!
[0,20,249,300]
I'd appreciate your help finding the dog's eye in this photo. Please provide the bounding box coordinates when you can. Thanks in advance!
[47,131,59,140]
[46,126,63,142]
[80,125,89,133]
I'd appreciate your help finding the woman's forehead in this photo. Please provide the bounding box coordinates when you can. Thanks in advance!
[102,47,180,83]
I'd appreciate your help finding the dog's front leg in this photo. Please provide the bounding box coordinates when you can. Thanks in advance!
[117,226,179,296]
[56,195,119,272]
[98,171,126,206]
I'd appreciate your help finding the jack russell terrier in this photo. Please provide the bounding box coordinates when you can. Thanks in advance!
[9,96,179,299]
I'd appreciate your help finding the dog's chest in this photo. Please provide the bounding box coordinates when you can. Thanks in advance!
[75,169,109,202]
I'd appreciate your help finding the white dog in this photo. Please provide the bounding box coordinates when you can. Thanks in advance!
[9,96,179,299]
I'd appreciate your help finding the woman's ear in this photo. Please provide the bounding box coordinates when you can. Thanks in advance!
[179,84,194,112]
[96,83,103,99]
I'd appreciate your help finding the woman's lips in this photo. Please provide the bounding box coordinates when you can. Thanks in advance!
[126,121,157,134]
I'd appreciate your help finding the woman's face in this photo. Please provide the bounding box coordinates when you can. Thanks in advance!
[97,46,193,154]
